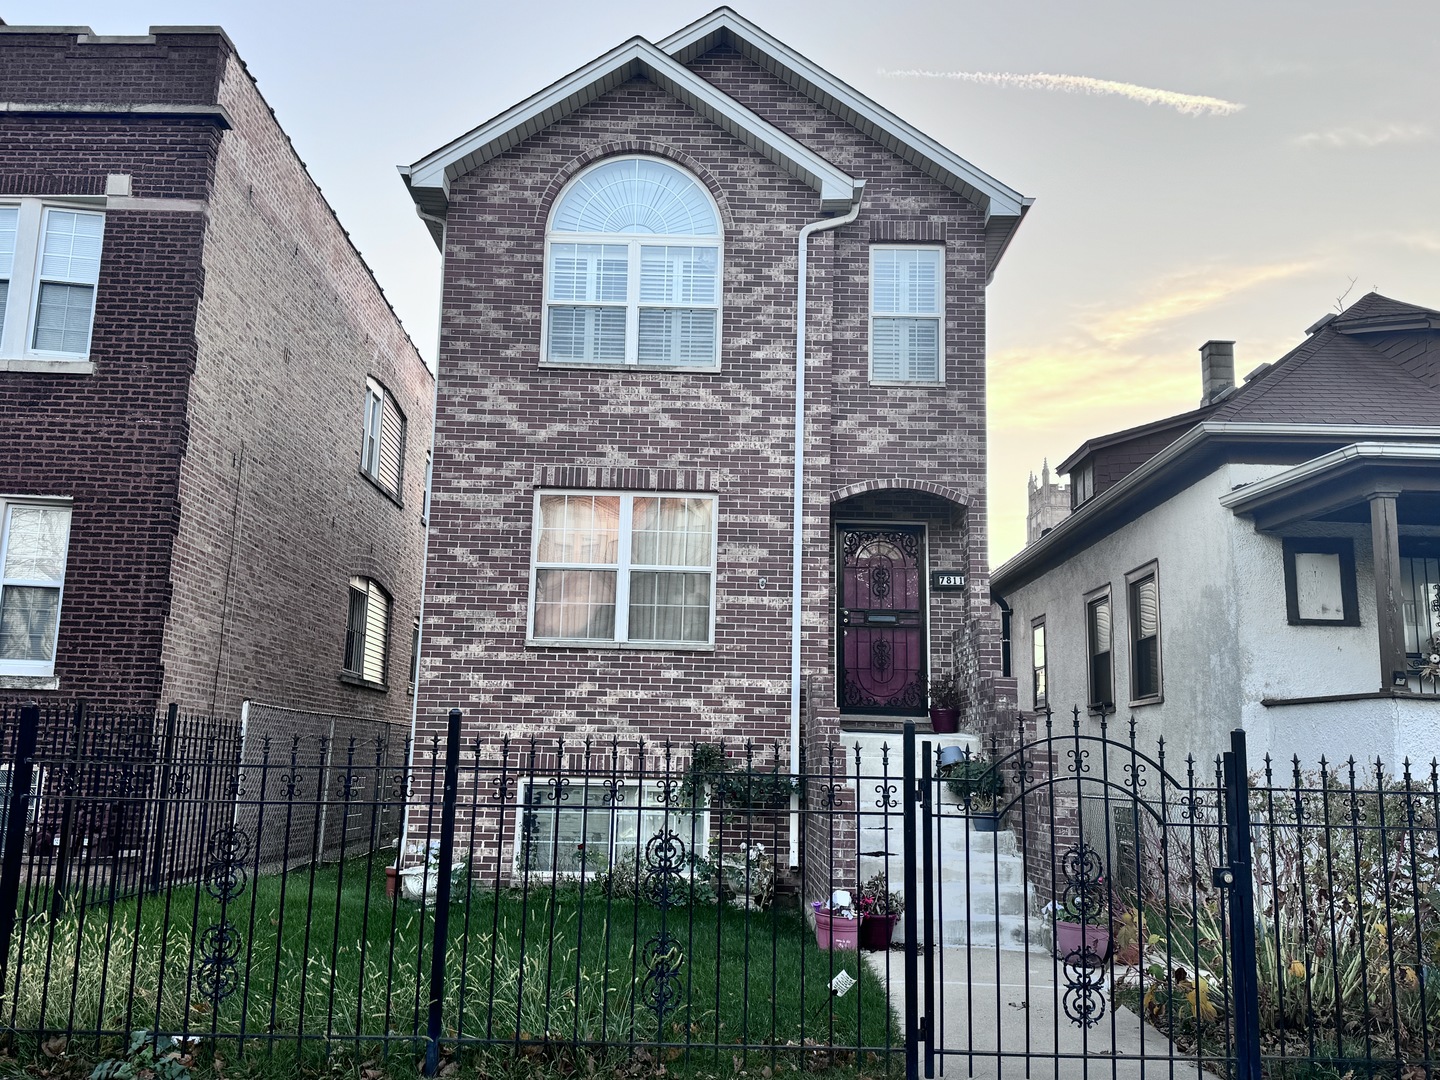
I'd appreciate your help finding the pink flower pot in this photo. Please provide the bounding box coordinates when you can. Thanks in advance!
[1055,919,1111,966]
[812,902,860,951]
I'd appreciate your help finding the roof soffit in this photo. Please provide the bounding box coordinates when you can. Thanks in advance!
[404,37,859,216]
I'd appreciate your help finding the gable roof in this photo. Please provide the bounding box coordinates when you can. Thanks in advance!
[401,9,1031,276]
[658,9,1032,278]
[401,35,861,246]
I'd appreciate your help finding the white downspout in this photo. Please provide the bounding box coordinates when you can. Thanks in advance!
[789,184,864,869]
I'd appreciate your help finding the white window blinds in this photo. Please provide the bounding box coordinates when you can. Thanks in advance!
[870,247,942,383]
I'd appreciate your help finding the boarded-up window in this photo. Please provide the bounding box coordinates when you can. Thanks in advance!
[1283,538,1358,626]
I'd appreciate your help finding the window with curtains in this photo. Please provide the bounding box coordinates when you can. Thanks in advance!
[543,157,722,368]
[0,500,72,678]
[870,246,943,383]
[0,201,104,362]
[360,379,406,499]
[1085,589,1113,710]
[1127,565,1161,702]
[342,577,391,688]
[529,492,716,646]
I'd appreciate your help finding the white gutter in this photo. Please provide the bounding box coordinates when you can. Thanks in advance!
[1218,441,1440,511]
[399,206,448,868]
[789,183,864,869]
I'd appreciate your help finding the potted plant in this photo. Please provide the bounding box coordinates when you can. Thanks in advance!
[1053,879,1112,967]
[399,841,468,907]
[857,872,905,950]
[811,890,860,951]
[927,673,963,734]
[941,756,1005,831]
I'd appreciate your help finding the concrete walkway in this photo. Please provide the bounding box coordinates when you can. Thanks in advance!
[865,947,1208,1080]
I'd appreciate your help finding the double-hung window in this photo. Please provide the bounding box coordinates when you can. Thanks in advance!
[1127,565,1162,702]
[361,379,406,499]
[0,201,104,363]
[1085,589,1113,710]
[544,157,722,368]
[870,246,943,383]
[530,492,716,647]
[343,577,391,688]
[0,500,72,678]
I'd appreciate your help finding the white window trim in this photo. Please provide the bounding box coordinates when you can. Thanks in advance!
[511,777,711,879]
[526,489,719,650]
[0,198,105,365]
[0,496,73,679]
[540,156,724,372]
[868,244,945,386]
[359,377,405,502]
[342,576,391,689]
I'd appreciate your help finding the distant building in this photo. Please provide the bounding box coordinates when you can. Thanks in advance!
[0,24,432,727]
[992,294,1440,766]
[1026,462,1070,545]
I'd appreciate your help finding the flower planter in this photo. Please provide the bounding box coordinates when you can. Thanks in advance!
[812,902,860,951]
[1055,919,1111,966]
[385,865,398,899]
[859,913,899,951]
[928,707,960,734]
[399,865,439,906]
[969,810,1003,833]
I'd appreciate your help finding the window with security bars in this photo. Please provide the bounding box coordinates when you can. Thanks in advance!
[1128,568,1161,701]
[343,577,390,687]
[0,501,72,678]
[361,379,405,498]
[530,492,716,646]
[544,158,721,368]
[0,202,104,361]
[870,246,942,383]
[517,781,702,876]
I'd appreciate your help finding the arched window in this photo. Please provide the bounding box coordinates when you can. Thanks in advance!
[544,157,722,368]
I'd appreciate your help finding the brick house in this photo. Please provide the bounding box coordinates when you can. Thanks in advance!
[0,22,432,730]
[403,9,1028,881]
[993,293,1440,769]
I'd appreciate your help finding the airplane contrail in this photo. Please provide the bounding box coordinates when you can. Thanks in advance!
[878,69,1244,117]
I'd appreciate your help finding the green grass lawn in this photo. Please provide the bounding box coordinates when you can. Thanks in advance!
[0,854,898,1077]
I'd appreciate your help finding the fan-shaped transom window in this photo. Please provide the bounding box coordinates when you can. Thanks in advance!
[544,158,722,368]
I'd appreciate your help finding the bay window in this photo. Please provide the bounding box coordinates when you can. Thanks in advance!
[529,492,716,647]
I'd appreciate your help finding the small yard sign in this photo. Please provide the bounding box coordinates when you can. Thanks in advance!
[930,570,967,591]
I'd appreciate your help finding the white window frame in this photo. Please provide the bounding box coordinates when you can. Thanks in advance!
[526,490,718,649]
[359,378,405,500]
[868,244,945,385]
[0,198,105,365]
[0,497,73,679]
[540,156,724,370]
[342,576,391,689]
[512,777,710,879]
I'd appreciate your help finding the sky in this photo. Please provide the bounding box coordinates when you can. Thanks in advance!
[10,0,1439,563]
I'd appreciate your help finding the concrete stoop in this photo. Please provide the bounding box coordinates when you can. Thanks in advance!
[841,728,1047,953]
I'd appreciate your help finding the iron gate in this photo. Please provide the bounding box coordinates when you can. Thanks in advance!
[900,714,1263,1080]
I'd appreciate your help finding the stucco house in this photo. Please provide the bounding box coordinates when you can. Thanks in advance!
[403,8,1029,880]
[991,293,1440,767]
[0,23,432,728]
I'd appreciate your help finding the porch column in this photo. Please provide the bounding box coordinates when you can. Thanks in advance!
[1367,490,1407,691]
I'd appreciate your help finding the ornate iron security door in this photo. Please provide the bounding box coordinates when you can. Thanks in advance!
[837,525,927,714]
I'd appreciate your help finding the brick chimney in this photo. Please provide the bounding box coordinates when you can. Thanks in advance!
[1200,340,1235,406]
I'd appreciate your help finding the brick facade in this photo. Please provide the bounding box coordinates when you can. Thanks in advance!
[0,26,431,730]
[411,25,1016,891]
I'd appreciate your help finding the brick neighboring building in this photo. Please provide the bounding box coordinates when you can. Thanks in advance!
[0,22,432,730]
[403,9,1029,885]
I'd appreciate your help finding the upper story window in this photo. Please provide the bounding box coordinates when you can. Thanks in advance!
[544,158,722,369]
[361,378,406,500]
[1070,462,1094,509]
[870,246,943,383]
[529,491,716,647]
[0,201,104,363]
[0,499,72,678]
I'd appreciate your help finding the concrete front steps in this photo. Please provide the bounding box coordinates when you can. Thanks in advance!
[841,727,1047,952]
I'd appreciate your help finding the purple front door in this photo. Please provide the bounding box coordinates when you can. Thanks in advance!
[837,525,927,715]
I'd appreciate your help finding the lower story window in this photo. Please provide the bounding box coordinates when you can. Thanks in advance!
[343,577,391,687]
[518,781,703,875]
[0,500,72,677]
[530,491,716,646]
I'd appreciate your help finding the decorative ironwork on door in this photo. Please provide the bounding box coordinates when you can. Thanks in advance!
[838,525,926,714]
